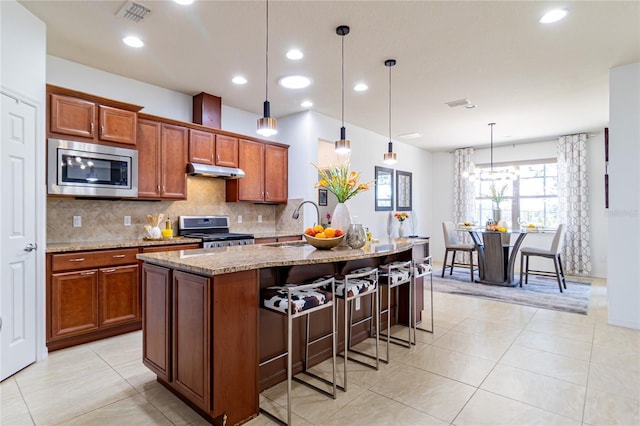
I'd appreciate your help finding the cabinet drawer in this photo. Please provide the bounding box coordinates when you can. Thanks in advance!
[52,248,139,272]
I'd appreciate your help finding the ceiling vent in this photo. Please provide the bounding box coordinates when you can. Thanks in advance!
[116,1,151,23]
[445,98,470,108]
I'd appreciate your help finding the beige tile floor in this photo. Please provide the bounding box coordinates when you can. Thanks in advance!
[2,274,639,425]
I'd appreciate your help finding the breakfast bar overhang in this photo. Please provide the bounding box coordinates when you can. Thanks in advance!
[137,239,429,425]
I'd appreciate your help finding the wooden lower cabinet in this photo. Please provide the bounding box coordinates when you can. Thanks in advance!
[99,265,140,327]
[50,270,99,339]
[141,264,258,425]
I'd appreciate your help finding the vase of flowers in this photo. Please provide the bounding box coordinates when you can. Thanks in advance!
[490,183,507,222]
[394,212,409,237]
[314,157,374,244]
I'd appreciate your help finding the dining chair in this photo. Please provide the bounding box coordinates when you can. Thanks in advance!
[441,221,476,282]
[519,224,567,292]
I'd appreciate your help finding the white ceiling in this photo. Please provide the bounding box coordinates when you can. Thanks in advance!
[19,0,640,152]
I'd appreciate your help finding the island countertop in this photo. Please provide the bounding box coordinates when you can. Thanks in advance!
[136,238,427,276]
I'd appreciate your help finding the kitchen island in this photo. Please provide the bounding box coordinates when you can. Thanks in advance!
[137,238,428,425]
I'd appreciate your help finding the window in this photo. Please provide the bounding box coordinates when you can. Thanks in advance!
[474,159,558,228]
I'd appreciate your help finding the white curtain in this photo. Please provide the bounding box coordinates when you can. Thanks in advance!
[557,134,592,275]
[452,148,476,263]
[453,148,476,224]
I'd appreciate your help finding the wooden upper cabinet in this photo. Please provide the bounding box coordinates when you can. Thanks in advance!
[137,119,187,200]
[215,134,238,167]
[49,90,138,146]
[161,123,188,199]
[98,106,137,145]
[137,119,162,198]
[189,129,215,164]
[50,94,96,139]
[264,144,288,203]
[226,139,288,203]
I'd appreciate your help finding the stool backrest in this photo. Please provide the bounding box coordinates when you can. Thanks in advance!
[550,224,566,254]
[442,221,458,247]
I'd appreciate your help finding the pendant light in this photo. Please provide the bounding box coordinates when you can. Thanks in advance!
[257,0,277,137]
[383,59,397,165]
[334,25,350,154]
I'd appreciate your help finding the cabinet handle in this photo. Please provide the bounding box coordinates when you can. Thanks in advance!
[68,258,86,262]
[216,154,220,163]
[157,185,160,192]
[90,123,94,134]
[266,191,269,199]
[112,254,126,258]
[102,268,116,273]
[80,271,96,276]
[100,125,104,136]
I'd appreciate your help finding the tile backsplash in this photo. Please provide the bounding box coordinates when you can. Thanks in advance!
[47,176,303,243]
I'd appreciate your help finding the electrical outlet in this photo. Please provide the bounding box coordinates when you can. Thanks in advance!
[355,298,361,311]
[237,215,242,223]
[73,216,82,228]
[258,215,263,223]
[124,216,131,226]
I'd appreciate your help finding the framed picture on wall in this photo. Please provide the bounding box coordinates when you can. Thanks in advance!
[396,170,412,211]
[375,166,394,211]
[318,188,328,206]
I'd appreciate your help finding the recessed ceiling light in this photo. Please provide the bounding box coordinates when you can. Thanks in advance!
[301,100,313,108]
[232,76,247,85]
[174,0,194,5]
[399,133,422,139]
[353,83,368,92]
[122,36,143,48]
[279,75,311,89]
[539,9,567,24]
[286,49,304,60]
[464,104,477,109]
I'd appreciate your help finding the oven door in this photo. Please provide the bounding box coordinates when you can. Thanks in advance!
[48,139,138,198]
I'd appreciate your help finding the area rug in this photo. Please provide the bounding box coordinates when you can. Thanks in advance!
[432,268,591,315]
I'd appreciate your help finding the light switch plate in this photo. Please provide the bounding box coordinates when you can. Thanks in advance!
[73,216,81,227]
[124,216,131,226]
[237,215,242,223]
[258,215,263,223]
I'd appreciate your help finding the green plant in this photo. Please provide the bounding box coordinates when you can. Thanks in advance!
[489,183,508,207]
[313,156,374,203]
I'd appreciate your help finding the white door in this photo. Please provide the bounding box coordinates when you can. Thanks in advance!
[1,92,37,380]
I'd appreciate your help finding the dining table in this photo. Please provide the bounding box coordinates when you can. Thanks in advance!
[462,228,528,287]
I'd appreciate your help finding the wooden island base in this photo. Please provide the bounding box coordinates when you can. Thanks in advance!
[139,239,428,425]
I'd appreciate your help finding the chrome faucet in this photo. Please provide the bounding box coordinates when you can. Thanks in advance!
[292,200,320,226]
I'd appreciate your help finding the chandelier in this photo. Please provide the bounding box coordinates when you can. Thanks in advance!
[463,123,518,181]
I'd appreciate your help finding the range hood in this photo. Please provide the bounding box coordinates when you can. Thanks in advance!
[187,163,246,179]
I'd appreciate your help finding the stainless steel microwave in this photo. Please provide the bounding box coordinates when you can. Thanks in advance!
[48,139,138,198]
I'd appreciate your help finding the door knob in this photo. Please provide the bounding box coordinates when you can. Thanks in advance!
[24,243,37,252]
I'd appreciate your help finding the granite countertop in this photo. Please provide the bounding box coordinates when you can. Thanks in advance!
[253,231,303,239]
[137,238,428,276]
[46,237,202,253]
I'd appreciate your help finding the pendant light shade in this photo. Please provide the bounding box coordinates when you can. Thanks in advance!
[257,0,277,137]
[383,59,397,165]
[335,25,350,154]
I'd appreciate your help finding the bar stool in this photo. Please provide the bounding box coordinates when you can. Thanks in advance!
[378,260,413,363]
[259,277,337,425]
[412,256,434,337]
[315,267,379,392]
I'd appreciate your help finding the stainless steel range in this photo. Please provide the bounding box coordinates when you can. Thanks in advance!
[178,215,254,248]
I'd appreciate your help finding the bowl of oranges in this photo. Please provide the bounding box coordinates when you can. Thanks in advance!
[303,225,344,249]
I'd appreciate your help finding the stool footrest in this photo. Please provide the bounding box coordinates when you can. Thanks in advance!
[293,373,337,399]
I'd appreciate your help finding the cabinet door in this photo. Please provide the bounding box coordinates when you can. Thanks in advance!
[173,271,211,412]
[50,270,99,339]
[99,106,136,145]
[264,144,288,203]
[99,265,140,328]
[189,129,215,164]
[142,264,172,382]
[160,123,188,199]
[50,94,96,138]
[237,139,264,201]
[137,119,162,198]
[215,134,238,167]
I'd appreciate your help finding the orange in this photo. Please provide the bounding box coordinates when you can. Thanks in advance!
[324,227,336,238]
[313,224,324,233]
[315,232,327,239]
[304,227,314,235]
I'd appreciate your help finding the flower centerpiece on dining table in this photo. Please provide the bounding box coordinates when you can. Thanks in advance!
[313,156,375,240]
[489,182,508,222]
